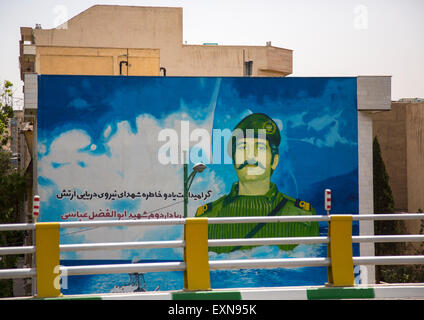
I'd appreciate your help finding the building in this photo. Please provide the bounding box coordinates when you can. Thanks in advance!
[16,5,296,292]
[18,5,394,286]
[373,100,424,239]
[19,5,292,79]
[4,111,33,296]
[373,100,424,214]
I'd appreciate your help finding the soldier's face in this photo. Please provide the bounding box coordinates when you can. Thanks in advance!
[234,138,279,182]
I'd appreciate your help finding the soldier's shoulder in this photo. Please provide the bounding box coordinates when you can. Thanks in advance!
[195,194,227,217]
[280,193,315,213]
[294,198,314,213]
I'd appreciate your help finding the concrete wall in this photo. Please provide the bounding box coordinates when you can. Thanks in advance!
[356,76,392,284]
[357,76,392,111]
[33,6,183,50]
[357,111,376,284]
[373,101,424,214]
[36,46,160,76]
[406,102,424,213]
[178,45,292,77]
[373,101,424,254]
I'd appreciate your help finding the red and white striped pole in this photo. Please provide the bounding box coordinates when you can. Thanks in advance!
[33,195,40,222]
[325,189,331,215]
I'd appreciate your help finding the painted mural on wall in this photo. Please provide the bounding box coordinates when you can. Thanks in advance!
[37,75,359,294]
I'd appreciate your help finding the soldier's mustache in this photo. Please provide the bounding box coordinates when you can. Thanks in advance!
[236,159,266,170]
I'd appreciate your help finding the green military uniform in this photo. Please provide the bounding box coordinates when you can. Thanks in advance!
[195,182,319,254]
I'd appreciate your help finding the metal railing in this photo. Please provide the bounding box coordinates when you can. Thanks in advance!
[0,213,424,298]
[0,223,36,281]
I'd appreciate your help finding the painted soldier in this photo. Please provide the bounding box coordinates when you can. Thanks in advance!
[195,113,319,253]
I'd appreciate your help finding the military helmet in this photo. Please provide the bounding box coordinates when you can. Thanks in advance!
[227,113,281,157]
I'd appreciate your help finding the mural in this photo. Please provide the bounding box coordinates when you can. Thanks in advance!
[37,75,359,294]
[196,112,320,254]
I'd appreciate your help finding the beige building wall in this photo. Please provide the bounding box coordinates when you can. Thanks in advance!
[36,46,160,76]
[178,45,292,77]
[373,104,408,211]
[20,5,292,79]
[406,103,424,213]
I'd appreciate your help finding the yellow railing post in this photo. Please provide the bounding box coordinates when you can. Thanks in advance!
[184,218,211,291]
[35,222,61,297]
[327,215,355,286]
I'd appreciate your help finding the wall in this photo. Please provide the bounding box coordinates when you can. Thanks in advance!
[19,5,395,288]
[33,6,183,50]
[373,101,424,254]
[373,101,424,213]
[357,76,392,284]
[36,75,360,294]
[178,45,292,77]
[373,103,408,211]
[22,5,292,78]
[406,102,424,213]
[37,46,160,76]
[357,111,376,283]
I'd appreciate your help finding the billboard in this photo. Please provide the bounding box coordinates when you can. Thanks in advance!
[37,75,359,294]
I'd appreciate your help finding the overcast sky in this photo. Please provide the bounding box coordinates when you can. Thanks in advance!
[1,0,423,108]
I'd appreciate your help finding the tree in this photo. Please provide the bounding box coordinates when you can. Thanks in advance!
[372,136,420,283]
[0,80,15,147]
[0,80,27,297]
[373,137,395,214]
[0,151,27,297]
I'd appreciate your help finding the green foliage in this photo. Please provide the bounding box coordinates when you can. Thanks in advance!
[0,151,27,297]
[378,219,424,283]
[0,80,27,297]
[373,137,394,214]
[0,152,27,222]
[373,136,400,281]
[0,80,15,147]
[0,150,27,297]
